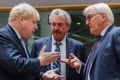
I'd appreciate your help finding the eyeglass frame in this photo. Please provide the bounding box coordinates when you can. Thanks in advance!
[85,13,101,21]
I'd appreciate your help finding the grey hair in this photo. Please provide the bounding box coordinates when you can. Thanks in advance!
[83,3,114,23]
[49,9,72,26]
[8,3,40,22]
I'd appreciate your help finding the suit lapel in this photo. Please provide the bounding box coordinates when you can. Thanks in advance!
[66,38,71,58]
[66,37,71,77]
[84,25,114,80]
[91,25,113,66]
[45,37,52,70]
[45,37,52,52]
[6,24,29,57]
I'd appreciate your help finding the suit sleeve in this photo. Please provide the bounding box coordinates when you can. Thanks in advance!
[0,35,41,75]
[79,44,87,63]
[77,43,86,79]
[69,41,86,80]
[31,41,45,80]
[30,41,39,58]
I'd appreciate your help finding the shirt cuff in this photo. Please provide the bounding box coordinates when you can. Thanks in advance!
[76,61,82,73]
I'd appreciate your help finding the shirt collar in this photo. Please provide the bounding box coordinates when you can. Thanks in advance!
[52,35,66,45]
[100,24,112,36]
[8,23,21,39]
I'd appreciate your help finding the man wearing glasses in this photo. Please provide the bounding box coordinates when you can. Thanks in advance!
[61,3,120,80]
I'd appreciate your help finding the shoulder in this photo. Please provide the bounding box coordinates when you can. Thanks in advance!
[104,26,120,43]
[67,37,84,46]
[111,26,120,32]
[0,25,9,35]
[109,26,120,37]
[35,36,50,42]
[0,25,12,40]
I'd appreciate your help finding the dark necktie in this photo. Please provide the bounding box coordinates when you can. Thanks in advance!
[85,36,102,80]
[51,42,61,75]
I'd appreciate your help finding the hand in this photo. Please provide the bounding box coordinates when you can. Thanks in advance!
[61,53,80,69]
[42,68,65,80]
[38,45,60,65]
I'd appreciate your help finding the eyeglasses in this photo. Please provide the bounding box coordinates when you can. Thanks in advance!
[86,13,100,21]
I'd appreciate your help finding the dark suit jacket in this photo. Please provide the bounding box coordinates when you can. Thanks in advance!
[0,24,41,80]
[83,25,120,80]
[31,36,86,80]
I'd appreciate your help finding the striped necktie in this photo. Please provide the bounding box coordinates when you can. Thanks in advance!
[85,36,102,80]
[51,42,61,75]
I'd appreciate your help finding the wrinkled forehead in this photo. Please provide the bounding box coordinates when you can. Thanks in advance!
[51,15,66,22]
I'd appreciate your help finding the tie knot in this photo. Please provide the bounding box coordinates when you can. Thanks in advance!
[54,42,61,52]
[55,42,61,47]
[98,35,102,40]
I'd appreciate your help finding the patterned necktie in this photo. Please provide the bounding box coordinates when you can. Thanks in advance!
[51,42,61,75]
[85,36,102,80]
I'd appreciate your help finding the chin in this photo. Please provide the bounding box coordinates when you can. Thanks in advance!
[54,37,62,41]
[26,35,32,39]
[54,34,60,37]
[90,31,95,35]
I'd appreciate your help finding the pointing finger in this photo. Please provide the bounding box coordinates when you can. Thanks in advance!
[70,53,76,58]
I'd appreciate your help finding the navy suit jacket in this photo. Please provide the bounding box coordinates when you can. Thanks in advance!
[83,25,120,80]
[0,24,41,80]
[31,36,86,80]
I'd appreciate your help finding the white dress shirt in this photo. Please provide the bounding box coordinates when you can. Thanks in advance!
[51,35,66,80]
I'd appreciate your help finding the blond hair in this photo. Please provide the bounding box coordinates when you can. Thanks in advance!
[8,3,40,22]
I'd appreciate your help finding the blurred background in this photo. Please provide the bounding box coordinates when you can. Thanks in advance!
[0,0,120,54]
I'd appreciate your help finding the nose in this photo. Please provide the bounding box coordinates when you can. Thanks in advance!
[86,19,89,26]
[35,24,38,29]
[53,25,59,30]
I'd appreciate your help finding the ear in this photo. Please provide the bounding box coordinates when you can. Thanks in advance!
[19,16,24,23]
[67,25,70,31]
[101,13,107,22]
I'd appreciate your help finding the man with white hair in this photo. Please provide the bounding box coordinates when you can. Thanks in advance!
[0,3,60,80]
[31,8,86,80]
[61,3,120,80]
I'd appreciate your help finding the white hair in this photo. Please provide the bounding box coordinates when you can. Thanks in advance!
[49,9,72,26]
[8,3,40,22]
[83,3,114,23]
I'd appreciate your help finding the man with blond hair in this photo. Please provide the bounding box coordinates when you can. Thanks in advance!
[0,3,60,80]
